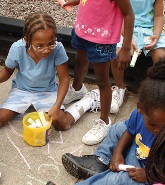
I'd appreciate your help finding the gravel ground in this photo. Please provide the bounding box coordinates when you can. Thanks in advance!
[0,0,165,30]
[0,0,77,28]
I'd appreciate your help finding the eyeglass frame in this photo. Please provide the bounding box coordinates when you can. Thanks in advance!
[31,41,58,52]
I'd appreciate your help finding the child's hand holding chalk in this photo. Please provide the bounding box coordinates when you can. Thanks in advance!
[56,0,72,12]
[130,50,140,68]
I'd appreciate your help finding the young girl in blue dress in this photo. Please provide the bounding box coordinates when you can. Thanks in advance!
[0,12,83,130]
[111,0,165,114]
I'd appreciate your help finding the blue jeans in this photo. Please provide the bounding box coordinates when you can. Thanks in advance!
[71,28,117,63]
[75,122,147,185]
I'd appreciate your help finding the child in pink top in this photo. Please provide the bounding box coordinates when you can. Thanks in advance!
[63,0,134,145]
[74,0,123,44]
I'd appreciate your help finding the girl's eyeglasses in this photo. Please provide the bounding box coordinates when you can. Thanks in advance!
[31,41,58,52]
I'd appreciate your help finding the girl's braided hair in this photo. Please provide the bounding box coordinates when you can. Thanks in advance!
[139,61,165,184]
[23,12,57,48]
[146,124,165,184]
[138,61,165,114]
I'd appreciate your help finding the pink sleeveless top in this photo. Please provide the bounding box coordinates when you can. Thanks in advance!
[74,0,123,44]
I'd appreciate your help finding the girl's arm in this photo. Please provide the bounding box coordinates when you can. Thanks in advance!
[153,0,164,40]
[110,130,134,171]
[0,66,15,83]
[48,63,69,121]
[63,0,80,7]
[144,0,164,50]
[54,62,69,108]
[111,129,148,182]
[116,0,134,70]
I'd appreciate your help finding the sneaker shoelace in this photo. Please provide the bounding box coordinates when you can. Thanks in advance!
[90,91,100,113]
[88,119,106,136]
[67,84,73,94]
[111,86,119,102]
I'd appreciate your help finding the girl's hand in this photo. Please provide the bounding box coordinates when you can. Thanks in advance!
[110,153,124,172]
[130,39,142,56]
[117,48,131,70]
[48,105,60,123]
[63,0,80,7]
[144,35,158,50]
[128,167,147,183]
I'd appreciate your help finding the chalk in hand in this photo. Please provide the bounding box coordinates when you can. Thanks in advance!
[56,0,72,12]
[144,36,151,45]
[118,164,135,171]
[130,50,139,68]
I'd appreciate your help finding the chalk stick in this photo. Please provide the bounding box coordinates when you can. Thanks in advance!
[38,111,47,127]
[130,50,139,67]
[27,118,35,124]
[144,36,151,45]
[118,164,135,171]
[28,124,36,128]
[35,119,43,127]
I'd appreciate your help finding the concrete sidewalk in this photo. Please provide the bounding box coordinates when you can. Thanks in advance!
[0,65,138,185]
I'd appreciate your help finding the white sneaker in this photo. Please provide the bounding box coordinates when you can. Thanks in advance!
[89,89,100,112]
[111,86,126,110]
[82,118,111,145]
[63,84,88,104]
[88,89,119,114]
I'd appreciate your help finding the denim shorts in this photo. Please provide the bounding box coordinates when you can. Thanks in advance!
[71,29,117,63]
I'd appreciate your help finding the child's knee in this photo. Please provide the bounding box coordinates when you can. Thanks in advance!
[0,112,7,123]
[0,113,9,127]
[0,109,15,124]
[52,121,71,131]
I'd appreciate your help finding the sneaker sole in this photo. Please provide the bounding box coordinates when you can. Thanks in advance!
[63,95,85,105]
[62,154,96,179]
[82,137,102,146]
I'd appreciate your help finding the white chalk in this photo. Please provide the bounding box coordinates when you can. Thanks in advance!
[130,50,139,67]
[56,0,72,12]
[38,111,47,127]
[28,124,36,128]
[27,118,36,125]
[118,164,135,171]
[144,36,151,45]
[35,119,43,128]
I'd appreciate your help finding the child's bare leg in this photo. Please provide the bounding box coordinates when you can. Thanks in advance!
[150,48,165,64]
[0,109,17,126]
[53,92,94,131]
[72,50,89,90]
[52,110,75,131]
[111,62,125,89]
[93,62,111,124]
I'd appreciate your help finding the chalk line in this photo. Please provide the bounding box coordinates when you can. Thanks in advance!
[6,131,31,169]
[9,122,23,137]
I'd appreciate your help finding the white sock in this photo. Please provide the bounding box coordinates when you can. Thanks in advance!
[119,88,126,99]
[65,96,92,123]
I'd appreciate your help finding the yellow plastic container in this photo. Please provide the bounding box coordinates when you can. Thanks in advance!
[23,112,52,146]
